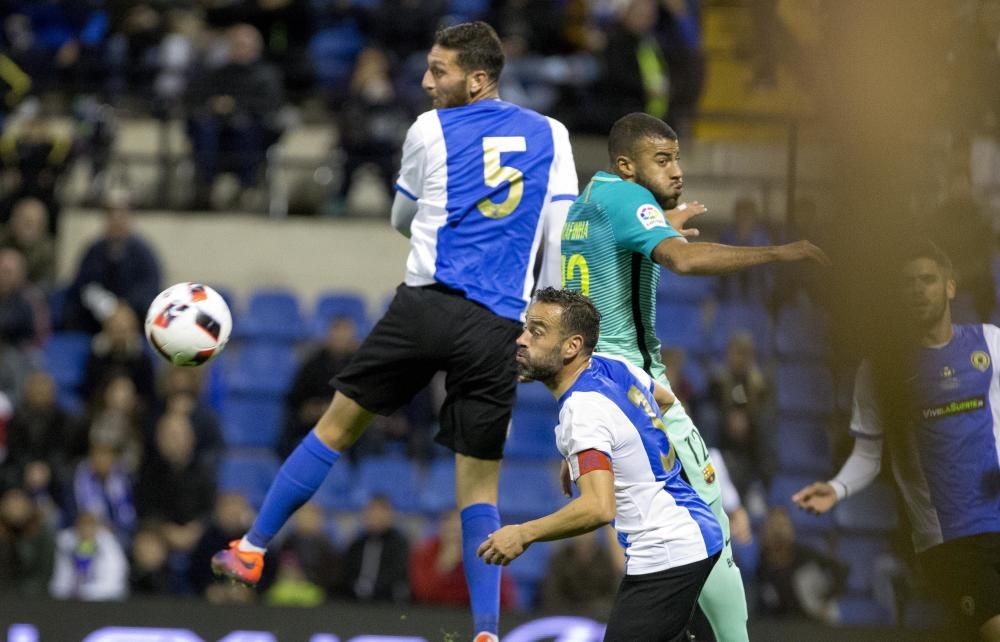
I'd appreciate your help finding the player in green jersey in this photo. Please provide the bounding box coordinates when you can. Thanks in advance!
[562,112,828,641]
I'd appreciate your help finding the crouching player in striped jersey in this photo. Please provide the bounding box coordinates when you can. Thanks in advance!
[479,288,722,642]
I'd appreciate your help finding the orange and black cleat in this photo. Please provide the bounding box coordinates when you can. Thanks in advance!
[210,540,264,586]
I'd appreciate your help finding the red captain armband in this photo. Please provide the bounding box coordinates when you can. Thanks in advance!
[576,449,612,476]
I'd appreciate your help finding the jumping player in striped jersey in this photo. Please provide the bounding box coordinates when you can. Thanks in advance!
[212,22,577,642]
[479,288,722,641]
[793,242,1000,641]
[561,113,828,641]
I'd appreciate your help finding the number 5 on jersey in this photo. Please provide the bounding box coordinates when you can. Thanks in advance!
[477,136,526,219]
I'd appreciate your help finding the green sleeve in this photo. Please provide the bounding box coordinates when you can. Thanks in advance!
[605,183,683,257]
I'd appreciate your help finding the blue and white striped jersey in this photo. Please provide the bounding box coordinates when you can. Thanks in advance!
[556,354,724,575]
[395,99,578,321]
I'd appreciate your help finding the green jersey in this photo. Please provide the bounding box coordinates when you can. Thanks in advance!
[561,171,683,382]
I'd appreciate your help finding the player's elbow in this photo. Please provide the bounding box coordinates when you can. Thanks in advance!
[586,495,616,525]
[658,245,696,275]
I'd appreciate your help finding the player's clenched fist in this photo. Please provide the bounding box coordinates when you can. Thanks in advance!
[791,481,839,515]
[477,525,528,565]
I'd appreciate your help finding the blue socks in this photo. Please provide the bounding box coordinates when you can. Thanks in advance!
[247,430,339,548]
[461,503,501,635]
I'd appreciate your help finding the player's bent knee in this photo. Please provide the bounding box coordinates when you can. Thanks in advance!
[980,613,1000,642]
[314,392,376,451]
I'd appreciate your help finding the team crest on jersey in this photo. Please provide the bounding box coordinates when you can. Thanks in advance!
[702,463,716,484]
[636,204,667,230]
[971,351,990,372]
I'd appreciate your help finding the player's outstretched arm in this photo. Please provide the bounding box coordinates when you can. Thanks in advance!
[478,467,615,566]
[792,481,840,515]
[652,237,830,275]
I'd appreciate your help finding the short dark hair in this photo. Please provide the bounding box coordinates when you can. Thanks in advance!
[533,287,601,354]
[608,113,678,163]
[903,239,954,279]
[433,21,504,82]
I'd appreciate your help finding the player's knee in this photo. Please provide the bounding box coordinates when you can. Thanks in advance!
[314,393,374,450]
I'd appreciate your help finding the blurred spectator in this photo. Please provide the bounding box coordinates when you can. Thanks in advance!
[0,488,55,597]
[49,512,129,601]
[661,345,701,417]
[339,495,409,603]
[774,197,828,309]
[489,0,573,56]
[128,526,177,596]
[540,528,619,617]
[71,375,146,472]
[410,509,517,609]
[328,48,411,216]
[0,103,71,236]
[71,442,137,546]
[265,550,326,607]
[719,197,773,302]
[0,54,31,127]
[136,412,216,556]
[63,191,162,335]
[0,197,54,291]
[150,10,204,105]
[281,502,339,595]
[186,23,285,208]
[0,246,43,347]
[279,316,359,457]
[155,366,224,468]
[755,507,844,622]
[1,370,71,507]
[189,492,275,596]
[370,0,445,65]
[79,305,155,406]
[104,2,168,99]
[658,0,705,137]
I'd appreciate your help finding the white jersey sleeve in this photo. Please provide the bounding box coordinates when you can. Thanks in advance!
[559,392,616,482]
[395,115,429,200]
[982,324,1000,379]
[850,359,883,440]
[536,118,579,290]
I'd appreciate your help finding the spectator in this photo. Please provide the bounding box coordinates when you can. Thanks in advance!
[186,23,285,208]
[152,10,204,105]
[105,3,167,99]
[370,0,445,65]
[128,527,176,596]
[540,528,619,617]
[339,495,409,603]
[49,512,129,601]
[0,197,55,291]
[658,0,705,137]
[79,305,155,406]
[0,246,43,347]
[328,47,411,216]
[71,442,137,546]
[156,366,224,468]
[755,507,844,622]
[136,412,216,556]
[63,191,162,335]
[410,509,517,609]
[661,345,701,417]
[265,550,326,607]
[279,316,359,457]
[719,197,773,302]
[71,375,145,473]
[189,493,275,596]
[281,502,339,595]
[0,488,55,597]
[1,370,71,508]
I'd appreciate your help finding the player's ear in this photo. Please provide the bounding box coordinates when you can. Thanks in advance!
[946,277,956,300]
[563,334,584,359]
[467,69,489,95]
[615,155,635,179]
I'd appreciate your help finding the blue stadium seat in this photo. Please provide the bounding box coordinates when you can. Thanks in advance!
[314,460,363,512]
[223,344,297,397]
[507,406,560,459]
[506,541,554,609]
[775,304,830,361]
[499,461,564,521]
[236,289,305,343]
[312,290,369,338]
[357,456,421,512]
[774,419,831,475]
[447,0,490,20]
[310,25,366,90]
[418,458,456,515]
[836,596,893,626]
[776,363,834,417]
[767,474,834,536]
[833,482,899,534]
[711,302,773,357]
[655,301,708,354]
[41,332,91,392]
[835,534,891,595]
[657,267,717,303]
[221,395,283,448]
[48,286,68,330]
[219,451,280,509]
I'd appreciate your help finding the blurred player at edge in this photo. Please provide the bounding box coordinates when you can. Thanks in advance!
[212,22,578,642]
[561,112,829,641]
[479,287,722,641]
[793,242,1000,641]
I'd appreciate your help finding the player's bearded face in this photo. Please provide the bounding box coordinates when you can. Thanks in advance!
[634,138,683,210]
[516,306,568,383]
[902,258,954,327]
[423,46,473,109]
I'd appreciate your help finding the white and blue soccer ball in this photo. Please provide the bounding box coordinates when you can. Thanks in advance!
[144,282,232,367]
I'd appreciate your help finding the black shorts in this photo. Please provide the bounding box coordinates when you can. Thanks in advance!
[918,532,1000,632]
[332,283,522,460]
[604,552,719,642]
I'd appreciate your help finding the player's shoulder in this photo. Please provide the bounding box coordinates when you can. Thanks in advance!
[594,175,659,208]
[405,110,441,141]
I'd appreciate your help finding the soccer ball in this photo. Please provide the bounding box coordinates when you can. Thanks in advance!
[145,282,233,367]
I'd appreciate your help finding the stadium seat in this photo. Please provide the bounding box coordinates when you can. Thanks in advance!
[499,460,564,521]
[310,24,366,91]
[357,455,421,512]
[711,302,773,358]
[776,363,834,417]
[657,267,717,303]
[418,458,456,515]
[655,301,708,354]
[314,460,363,512]
[221,395,283,448]
[219,451,280,509]
[506,541,554,610]
[41,332,91,392]
[833,482,899,534]
[775,304,830,361]
[236,289,305,343]
[835,534,891,595]
[767,474,834,536]
[447,0,490,20]
[835,596,893,626]
[312,290,369,338]
[47,286,68,330]
[507,406,560,459]
[774,418,831,475]
[222,344,297,397]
